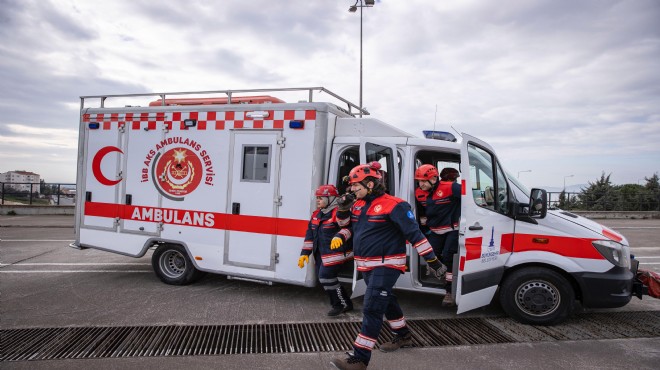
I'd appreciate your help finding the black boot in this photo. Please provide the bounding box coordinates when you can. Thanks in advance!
[326,289,344,316]
[339,286,353,312]
[326,286,352,316]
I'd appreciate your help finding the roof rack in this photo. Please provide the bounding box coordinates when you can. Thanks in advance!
[80,87,369,116]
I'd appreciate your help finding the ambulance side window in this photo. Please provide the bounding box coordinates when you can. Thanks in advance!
[242,145,271,182]
[468,143,509,215]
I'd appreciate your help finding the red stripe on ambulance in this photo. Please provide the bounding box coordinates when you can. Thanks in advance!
[84,202,308,237]
[511,234,604,259]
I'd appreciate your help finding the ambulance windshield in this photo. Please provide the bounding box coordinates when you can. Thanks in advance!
[505,170,531,204]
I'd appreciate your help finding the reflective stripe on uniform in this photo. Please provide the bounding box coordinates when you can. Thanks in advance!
[355,254,406,271]
[302,241,313,251]
[430,223,458,234]
[387,316,406,330]
[337,216,350,227]
[354,333,377,350]
[321,251,354,266]
[413,239,433,256]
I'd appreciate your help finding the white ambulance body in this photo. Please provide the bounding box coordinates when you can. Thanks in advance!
[73,87,638,325]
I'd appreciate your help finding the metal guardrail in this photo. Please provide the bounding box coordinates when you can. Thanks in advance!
[0,182,76,206]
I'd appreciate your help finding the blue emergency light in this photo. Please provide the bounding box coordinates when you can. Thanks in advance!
[289,120,304,129]
[88,122,100,129]
[423,130,457,142]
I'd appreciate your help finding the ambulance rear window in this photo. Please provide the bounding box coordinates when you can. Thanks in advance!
[242,146,271,182]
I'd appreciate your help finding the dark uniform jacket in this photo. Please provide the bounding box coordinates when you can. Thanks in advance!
[415,180,461,234]
[301,208,353,266]
[336,193,435,272]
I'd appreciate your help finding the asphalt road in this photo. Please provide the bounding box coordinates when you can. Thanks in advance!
[1,215,659,369]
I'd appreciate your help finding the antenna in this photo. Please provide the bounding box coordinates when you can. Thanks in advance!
[433,104,438,132]
[451,125,462,137]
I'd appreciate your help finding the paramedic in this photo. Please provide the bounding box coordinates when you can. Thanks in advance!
[329,162,447,370]
[414,165,461,275]
[298,184,354,316]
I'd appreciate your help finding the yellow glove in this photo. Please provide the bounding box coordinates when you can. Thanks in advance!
[330,237,343,250]
[297,255,309,269]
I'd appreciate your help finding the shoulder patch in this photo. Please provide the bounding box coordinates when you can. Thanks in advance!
[407,210,415,219]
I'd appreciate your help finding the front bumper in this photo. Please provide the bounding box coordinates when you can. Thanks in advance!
[571,264,634,309]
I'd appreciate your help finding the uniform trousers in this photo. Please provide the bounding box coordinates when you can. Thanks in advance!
[352,266,409,364]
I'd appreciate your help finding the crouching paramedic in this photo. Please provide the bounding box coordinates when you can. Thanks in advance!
[298,184,354,316]
[414,165,461,279]
[329,162,447,370]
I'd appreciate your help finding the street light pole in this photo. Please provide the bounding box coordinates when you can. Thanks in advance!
[349,0,374,117]
[563,174,574,191]
[517,170,532,179]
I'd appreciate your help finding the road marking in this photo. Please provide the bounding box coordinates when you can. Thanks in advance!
[634,256,660,259]
[1,240,75,242]
[0,263,150,266]
[0,270,151,273]
[630,247,660,251]
[610,227,660,229]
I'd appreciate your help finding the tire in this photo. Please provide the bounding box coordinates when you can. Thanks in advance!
[151,244,206,285]
[499,267,575,325]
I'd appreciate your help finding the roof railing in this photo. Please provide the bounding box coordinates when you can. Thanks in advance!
[80,87,369,116]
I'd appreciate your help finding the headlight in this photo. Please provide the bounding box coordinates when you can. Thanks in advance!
[592,240,630,268]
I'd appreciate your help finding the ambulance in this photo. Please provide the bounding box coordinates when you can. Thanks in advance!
[72,87,642,325]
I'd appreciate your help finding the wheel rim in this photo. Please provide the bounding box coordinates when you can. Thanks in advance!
[159,250,187,278]
[514,280,560,317]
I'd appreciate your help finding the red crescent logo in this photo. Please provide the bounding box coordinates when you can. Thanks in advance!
[92,146,123,186]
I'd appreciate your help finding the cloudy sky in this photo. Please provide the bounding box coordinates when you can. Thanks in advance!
[1,0,658,190]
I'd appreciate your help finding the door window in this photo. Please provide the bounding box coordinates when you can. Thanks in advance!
[336,146,360,195]
[242,146,271,182]
[468,143,509,216]
[365,143,398,195]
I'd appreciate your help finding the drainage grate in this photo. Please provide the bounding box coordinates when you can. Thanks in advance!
[2,311,659,362]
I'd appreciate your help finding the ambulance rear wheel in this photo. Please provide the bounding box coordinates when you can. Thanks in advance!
[152,244,206,285]
[499,267,574,325]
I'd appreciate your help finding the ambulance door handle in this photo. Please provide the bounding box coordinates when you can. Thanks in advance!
[125,194,132,205]
[468,223,483,231]
[232,203,240,215]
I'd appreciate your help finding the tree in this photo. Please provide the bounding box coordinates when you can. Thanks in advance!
[579,172,617,211]
[557,190,578,210]
[643,173,660,211]
[617,184,644,211]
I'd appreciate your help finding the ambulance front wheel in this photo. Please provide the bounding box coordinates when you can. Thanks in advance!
[152,244,206,285]
[499,267,575,325]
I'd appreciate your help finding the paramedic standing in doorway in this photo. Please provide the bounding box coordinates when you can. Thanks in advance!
[298,185,354,316]
[329,162,447,370]
[415,165,461,304]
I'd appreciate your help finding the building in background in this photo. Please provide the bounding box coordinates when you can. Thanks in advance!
[0,170,41,194]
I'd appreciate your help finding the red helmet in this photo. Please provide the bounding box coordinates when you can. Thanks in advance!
[414,164,439,181]
[348,162,382,184]
[440,167,460,181]
[315,184,339,197]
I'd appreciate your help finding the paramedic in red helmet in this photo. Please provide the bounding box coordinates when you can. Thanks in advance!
[298,184,354,316]
[329,162,447,370]
[414,165,461,304]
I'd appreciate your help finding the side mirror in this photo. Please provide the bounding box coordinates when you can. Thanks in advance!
[529,188,547,219]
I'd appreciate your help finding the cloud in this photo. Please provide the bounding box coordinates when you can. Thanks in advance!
[0,0,658,187]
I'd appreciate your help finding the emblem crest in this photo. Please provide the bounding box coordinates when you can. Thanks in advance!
[153,147,203,200]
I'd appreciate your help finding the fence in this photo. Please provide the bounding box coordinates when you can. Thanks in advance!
[0,182,76,206]
[547,192,660,211]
